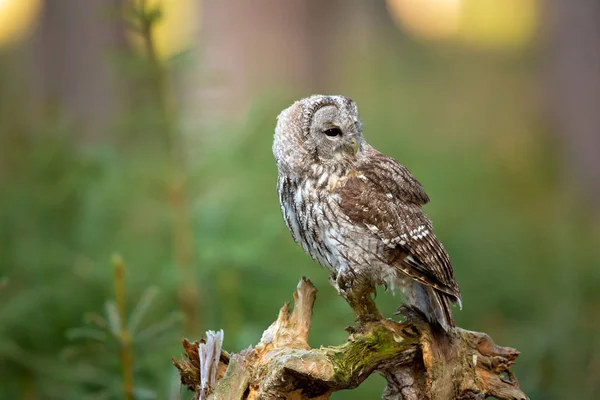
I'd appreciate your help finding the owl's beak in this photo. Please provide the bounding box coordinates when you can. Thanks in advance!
[351,137,358,155]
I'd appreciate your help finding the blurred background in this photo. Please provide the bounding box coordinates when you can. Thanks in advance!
[0,0,599,399]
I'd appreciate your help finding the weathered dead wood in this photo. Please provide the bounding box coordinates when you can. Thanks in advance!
[173,277,527,399]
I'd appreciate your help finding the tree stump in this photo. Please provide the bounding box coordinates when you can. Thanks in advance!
[173,277,526,399]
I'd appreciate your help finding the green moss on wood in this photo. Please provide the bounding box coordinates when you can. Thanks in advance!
[328,326,416,385]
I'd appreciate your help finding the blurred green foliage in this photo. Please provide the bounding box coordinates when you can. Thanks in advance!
[1,29,599,400]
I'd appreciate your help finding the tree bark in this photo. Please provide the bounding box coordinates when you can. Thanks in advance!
[541,0,600,205]
[195,0,357,120]
[173,278,526,399]
[32,0,126,143]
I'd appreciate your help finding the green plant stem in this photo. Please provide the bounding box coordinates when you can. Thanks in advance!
[136,0,200,335]
[113,255,135,400]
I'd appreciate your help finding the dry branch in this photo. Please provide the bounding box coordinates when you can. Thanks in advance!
[173,277,527,399]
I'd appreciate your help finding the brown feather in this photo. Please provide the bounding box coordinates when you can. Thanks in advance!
[337,147,461,303]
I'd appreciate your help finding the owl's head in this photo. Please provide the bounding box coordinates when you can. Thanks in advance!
[273,95,365,176]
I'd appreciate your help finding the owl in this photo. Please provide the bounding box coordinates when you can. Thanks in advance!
[272,95,461,331]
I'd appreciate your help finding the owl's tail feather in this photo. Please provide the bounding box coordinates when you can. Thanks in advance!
[429,288,456,332]
[399,281,457,332]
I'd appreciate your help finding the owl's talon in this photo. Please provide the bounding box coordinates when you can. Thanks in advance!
[328,273,338,288]
[336,274,354,291]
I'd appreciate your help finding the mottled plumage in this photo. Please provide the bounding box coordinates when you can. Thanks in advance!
[273,95,461,330]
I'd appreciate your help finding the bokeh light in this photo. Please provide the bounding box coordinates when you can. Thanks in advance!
[459,0,537,49]
[0,0,42,48]
[386,0,537,49]
[129,0,199,59]
[386,0,462,40]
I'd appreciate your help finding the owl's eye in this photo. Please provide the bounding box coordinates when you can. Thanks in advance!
[323,127,342,137]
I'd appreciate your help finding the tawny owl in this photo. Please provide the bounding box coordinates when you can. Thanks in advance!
[273,95,461,331]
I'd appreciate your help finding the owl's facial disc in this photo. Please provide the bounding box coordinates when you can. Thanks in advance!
[309,105,361,162]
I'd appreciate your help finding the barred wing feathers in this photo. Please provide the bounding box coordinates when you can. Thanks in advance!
[336,150,461,303]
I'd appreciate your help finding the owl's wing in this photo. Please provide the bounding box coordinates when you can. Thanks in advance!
[337,151,461,302]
